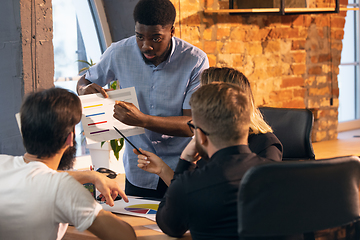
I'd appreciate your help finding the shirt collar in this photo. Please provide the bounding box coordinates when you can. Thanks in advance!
[210,145,252,162]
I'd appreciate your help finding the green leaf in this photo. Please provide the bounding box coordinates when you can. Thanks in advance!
[109,138,124,160]
[77,59,92,65]
[78,67,90,74]
[77,58,96,74]
[110,80,118,90]
[119,138,124,150]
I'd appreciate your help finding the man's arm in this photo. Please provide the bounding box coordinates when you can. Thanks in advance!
[78,76,193,136]
[65,170,128,206]
[114,102,193,137]
[87,210,136,240]
[155,139,200,236]
[156,175,189,237]
[77,75,109,97]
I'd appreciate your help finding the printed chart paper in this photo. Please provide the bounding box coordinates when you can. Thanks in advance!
[101,196,160,222]
[80,87,145,144]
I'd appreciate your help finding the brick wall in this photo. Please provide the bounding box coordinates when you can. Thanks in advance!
[172,0,348,142]
[20,0,54,94]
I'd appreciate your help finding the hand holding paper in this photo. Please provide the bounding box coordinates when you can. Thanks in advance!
[80,87,145,144]
[114,100,145,127]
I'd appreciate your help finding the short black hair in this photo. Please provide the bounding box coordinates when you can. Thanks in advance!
[20,87,82,158]
[133,0,176,26]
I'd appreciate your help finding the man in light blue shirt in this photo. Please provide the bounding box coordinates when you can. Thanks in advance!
[77,0,209,198]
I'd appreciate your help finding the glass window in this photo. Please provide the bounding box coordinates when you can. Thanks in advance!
[338,65,356,121]
[52,0,108,156]
[338,2,360,130]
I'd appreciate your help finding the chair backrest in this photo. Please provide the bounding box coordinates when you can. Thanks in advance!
[238,156,360,239]
[259,107,315,160]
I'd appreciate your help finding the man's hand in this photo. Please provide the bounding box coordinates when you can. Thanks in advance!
[136,148,166,175]
[93,171,128,206]
[113,101,146,127]
[180,138,201,163]
[65,170,128,207]
[79,83,110,98]
[135,148,174,186]
[76,75,109,98]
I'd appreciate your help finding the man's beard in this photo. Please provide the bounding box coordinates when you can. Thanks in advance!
[57,139,77,170]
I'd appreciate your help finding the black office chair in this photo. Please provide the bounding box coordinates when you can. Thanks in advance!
[259,107,315,161]
[237,156,360,240]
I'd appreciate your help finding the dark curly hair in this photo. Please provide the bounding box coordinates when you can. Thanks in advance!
[133,0,176,26]
[20,87,82,158]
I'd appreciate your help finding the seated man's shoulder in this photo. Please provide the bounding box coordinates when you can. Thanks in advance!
[0,154,20,169]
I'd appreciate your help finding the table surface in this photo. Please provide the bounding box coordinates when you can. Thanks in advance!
[63,174,192,240]
[312,129,360,159]
[63,214,192,240]
[64,129,360,240]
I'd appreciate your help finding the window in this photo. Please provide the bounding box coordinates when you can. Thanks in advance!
[52,0,111,155]
[338,0,360,131]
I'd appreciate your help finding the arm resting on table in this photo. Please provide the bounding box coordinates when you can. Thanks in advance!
[87,210,136,240]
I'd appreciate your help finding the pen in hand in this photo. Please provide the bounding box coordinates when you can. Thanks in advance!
[113,126,143,155]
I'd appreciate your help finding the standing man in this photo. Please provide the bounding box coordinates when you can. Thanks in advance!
[156,83,275,239]
[77,0,209,198]
[0,88,136,240]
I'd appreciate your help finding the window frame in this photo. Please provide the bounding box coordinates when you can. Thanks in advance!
[338,2,360,132]
[53,0,112,156]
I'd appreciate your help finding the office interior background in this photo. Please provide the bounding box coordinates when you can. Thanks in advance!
[0,0,358,156]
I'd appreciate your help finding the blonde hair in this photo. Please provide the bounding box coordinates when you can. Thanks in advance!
[200,67,272,134]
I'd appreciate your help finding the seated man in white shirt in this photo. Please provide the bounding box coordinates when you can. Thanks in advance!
[0,87,136,240]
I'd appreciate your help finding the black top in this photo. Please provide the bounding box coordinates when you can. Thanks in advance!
[126,132,282,198]
[248,132,283,161]
[156,145,275,240]
[196,132,283,168]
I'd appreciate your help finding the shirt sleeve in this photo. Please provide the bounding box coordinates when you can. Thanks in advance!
[156,173,190,237]
[156,158,195,237]
[174,158,196,176]
[85,43,117,86]
[54,173,102,232]
[182,53,209,110]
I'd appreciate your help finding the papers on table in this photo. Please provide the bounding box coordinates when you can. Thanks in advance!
[79,87,145,145]
[101,196,160,222]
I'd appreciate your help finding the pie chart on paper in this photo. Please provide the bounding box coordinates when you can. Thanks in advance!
[124,204,158,214]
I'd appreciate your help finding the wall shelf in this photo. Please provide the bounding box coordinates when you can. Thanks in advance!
[203,0,346,15]
[204,7,357,14]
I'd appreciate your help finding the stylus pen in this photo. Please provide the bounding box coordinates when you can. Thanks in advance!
[113,126,143,155]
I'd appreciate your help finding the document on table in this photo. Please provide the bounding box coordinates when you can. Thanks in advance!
[80,87,145,145]
[101,196,160,222]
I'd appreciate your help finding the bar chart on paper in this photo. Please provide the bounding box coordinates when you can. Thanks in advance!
[84,104,108,135]
[79,87,145,144]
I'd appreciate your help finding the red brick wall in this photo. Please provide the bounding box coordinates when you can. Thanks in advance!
[172,0,348,142]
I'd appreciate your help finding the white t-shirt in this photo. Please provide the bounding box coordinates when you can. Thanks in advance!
[0,155,102,240]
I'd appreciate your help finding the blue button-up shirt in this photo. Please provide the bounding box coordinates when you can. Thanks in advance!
[85,36,209,189]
